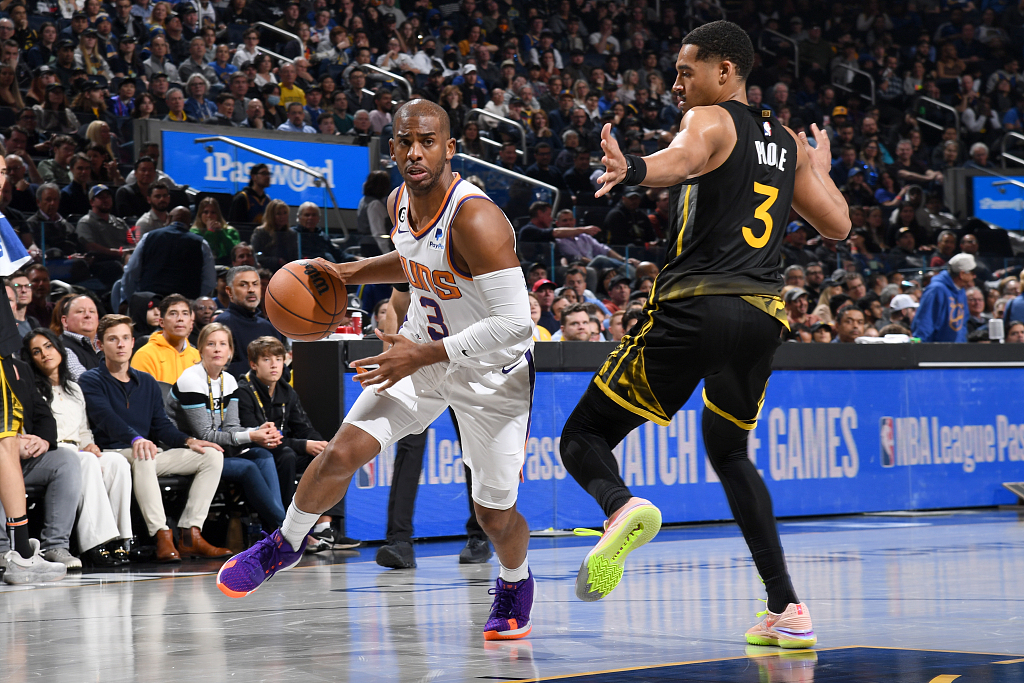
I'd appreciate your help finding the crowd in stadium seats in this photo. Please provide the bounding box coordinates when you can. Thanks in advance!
[0,0,1019,347]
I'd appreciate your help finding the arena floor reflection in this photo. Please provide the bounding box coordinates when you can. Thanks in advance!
[1,509,1022,682]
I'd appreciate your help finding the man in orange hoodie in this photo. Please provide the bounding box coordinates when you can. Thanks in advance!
[130,294,200,384]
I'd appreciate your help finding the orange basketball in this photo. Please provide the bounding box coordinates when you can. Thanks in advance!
[265,260,347,341]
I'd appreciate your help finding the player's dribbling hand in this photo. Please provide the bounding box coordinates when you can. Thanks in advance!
[594,123,626,198]
[352,329,444,392]
[799,123,833,181]
[311,257,347,285]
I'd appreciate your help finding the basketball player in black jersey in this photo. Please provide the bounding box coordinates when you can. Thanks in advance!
[559,21,851,648]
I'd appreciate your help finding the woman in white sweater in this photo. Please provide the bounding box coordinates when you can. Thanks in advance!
[23,329,133,567]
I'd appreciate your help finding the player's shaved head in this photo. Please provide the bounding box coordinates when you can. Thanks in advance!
[390,98,457,194]
[393,98,451,139]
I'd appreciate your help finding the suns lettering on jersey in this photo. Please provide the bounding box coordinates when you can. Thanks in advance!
[399,255,463,300]
[754,140,787,172]
[431,270,463,300]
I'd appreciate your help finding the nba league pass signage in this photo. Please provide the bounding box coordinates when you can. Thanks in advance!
[343,368,1024,540]
[160,130,371,209]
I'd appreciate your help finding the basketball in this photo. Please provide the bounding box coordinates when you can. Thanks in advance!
[264,260,347,341]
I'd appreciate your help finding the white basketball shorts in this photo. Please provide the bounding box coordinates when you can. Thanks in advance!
[343,350,535,510]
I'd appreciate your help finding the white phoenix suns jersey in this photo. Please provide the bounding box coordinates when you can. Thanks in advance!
[391,173,532,370]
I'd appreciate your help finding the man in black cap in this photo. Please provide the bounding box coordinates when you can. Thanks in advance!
[639,100,668,152]
[60,10,89,42]
[423,67,445,102]
[53,40,78,86]
[603,187,655,246]
[75,80,113,127]
[274,1,302,38]
[176,3,199,40]
[163,13,189,62]
[563,48,589,85]
[148,73,171,117]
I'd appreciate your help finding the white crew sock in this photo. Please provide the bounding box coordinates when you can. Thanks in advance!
[313,522,331,533]
[281,502,320,551]
[498,555,529,583]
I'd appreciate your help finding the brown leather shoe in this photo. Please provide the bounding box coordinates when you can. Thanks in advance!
[155,529,181,563]
[179,527,231,558]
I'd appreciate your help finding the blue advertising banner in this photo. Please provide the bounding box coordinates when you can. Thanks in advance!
[343,368,1024,541]
[971,175,1024,231]
[159,130,371,209]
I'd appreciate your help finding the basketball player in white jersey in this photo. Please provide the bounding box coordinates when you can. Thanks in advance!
[217,100,538,641]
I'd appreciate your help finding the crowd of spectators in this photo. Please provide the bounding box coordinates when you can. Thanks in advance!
[0,0,1019,348]
[0,264,353,579]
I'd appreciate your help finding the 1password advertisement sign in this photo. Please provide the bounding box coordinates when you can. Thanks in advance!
[972,175,1024,231]
[343,368,1024,541]
[159,129,370,209]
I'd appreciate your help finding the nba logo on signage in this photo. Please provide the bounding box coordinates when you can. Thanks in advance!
[356,461,375,489]
[879,417,895,468]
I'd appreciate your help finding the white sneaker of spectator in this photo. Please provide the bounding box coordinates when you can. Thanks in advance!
[3,539,68,585]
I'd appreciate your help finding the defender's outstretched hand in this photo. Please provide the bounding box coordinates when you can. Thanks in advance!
[799,123,832,180]
[594,124,627,198]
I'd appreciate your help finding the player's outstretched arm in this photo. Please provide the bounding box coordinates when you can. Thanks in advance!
[315,249,407,285]
[594,108,722,198]
[790,123,852,240]
[313,187,409,285]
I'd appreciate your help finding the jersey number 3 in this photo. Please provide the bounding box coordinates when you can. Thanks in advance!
[742,182,779,249]
[420,297,449,340]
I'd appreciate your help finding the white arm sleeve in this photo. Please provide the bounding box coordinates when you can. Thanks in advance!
[442,267,533,360]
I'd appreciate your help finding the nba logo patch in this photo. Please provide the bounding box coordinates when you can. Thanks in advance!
[356,460,375,488]
[763,121,772,137]
[879,417,895,468]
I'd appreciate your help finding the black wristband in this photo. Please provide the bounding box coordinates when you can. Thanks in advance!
[393,282,410,293]
[623,154,647,186]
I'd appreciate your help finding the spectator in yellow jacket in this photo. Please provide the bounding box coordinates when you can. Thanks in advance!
[130,294,200,384]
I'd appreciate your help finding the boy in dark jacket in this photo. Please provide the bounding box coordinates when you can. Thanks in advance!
[236,336,358,552]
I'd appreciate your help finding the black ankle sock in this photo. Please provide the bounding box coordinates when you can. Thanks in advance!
[701,409,800,614]
[6,515,32,558]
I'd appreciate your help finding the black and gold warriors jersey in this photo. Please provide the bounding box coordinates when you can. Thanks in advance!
[652,100,797,316]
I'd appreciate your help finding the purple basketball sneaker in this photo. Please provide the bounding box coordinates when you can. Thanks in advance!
[217,530,307,598]
[483,569,534,640]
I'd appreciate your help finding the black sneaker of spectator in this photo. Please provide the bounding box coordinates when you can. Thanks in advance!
[459,538,493,564]
[376,541,416,569]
